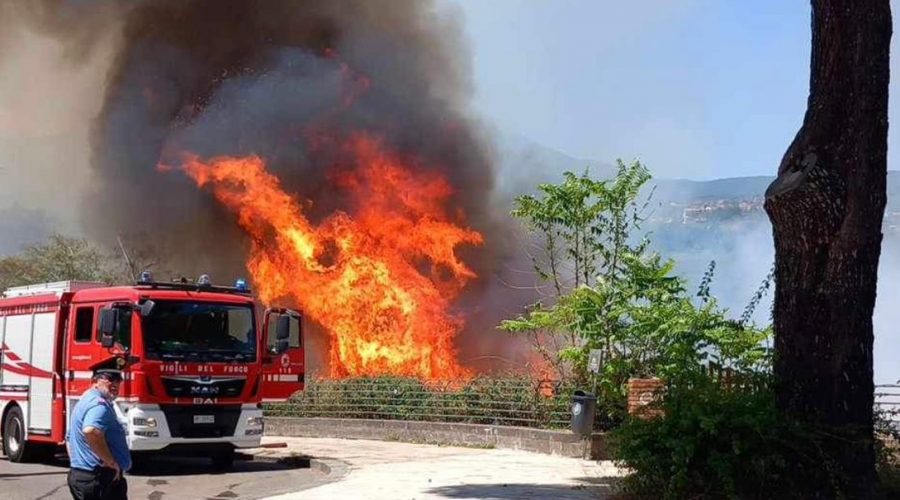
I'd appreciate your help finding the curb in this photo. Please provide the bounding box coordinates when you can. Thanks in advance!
[310,458,350,479]
[236,452,311,467]
[264,417,610,460]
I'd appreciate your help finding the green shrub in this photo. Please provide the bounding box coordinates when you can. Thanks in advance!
[265,375,578,429]
[875,406,900,497]
[610,375,832,499]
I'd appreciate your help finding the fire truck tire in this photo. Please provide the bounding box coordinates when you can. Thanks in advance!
[2,405,49,463]
[211,449,235,471]
[128,453,152,474]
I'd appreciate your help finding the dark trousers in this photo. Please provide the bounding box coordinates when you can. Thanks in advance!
[67,467,128,500]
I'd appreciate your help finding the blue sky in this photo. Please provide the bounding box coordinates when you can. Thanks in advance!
[447,1,896,180]
[446,1,900,384]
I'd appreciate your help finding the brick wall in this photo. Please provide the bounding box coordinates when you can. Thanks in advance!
[627,378,665,419]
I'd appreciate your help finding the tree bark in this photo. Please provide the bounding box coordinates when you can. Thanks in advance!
[764,0,891,497]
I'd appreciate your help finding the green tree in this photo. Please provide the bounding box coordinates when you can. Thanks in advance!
[502,163,770,422]
[503,161,652,380]
[0,234,120,291]
[763,0,891,495]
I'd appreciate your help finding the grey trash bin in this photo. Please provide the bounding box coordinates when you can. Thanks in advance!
[571,390,597,437]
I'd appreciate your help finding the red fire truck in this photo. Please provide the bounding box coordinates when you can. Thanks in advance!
[0,275,304,469]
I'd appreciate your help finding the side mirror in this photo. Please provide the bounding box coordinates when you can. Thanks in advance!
[139,299,156,317]
[276,314,291,340]
[290,311,303,347]
[99,308,119,348]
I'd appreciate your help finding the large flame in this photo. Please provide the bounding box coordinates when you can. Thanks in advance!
[163,135,482,379]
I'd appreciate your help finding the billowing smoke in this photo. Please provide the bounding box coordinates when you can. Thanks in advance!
[3,0,532,374]
[0,2,120,240]
[83,1,498,275]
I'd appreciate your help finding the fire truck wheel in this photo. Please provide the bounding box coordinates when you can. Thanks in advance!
[2,406,48,463]
[128,453,152,474]
[211,449,235,471]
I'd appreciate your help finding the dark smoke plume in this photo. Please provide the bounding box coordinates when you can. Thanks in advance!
[4,0,533,373]
[87,1,496,276]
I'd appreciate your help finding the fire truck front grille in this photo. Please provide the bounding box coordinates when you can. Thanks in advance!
[160,405,242,439]
[161,377,246,399]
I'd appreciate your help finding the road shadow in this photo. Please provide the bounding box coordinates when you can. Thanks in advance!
[425,480,619,500]
[126,455,311,477]
[4,451,312,478]
[0,469,68,479]
[0,452,70,467]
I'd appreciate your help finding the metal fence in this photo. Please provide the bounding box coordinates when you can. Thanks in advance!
[265,380,900,431]
[264,376,577,429]
[876,384,900,426]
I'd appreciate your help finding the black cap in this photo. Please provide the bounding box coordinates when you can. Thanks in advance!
[93,369,124,382]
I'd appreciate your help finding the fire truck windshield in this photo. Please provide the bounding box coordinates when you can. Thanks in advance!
[141,301,256,362]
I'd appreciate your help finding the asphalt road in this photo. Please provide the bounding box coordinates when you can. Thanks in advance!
[0,452,331,500]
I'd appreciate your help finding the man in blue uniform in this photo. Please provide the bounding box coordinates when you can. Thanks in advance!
[66,368,131,500]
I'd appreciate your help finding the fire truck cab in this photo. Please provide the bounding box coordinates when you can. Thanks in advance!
[0,277,304,469]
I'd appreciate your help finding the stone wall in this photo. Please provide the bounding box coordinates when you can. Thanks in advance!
[265,417,609,460]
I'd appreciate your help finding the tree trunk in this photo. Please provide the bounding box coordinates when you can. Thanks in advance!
[764,1,891,497]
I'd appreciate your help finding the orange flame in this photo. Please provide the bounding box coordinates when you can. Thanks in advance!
[164,134,482,379]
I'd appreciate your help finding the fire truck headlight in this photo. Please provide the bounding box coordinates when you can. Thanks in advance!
[133,417,157,428]
[247,416,264,427]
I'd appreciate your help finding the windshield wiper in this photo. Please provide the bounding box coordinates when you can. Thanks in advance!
[154,349,253,362]
[203,349,254,361]
[206,352,249,362]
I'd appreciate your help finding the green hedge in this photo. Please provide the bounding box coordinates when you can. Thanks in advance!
[264,376,585,429]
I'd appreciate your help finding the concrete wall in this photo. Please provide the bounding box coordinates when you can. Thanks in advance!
[265,417,609,460]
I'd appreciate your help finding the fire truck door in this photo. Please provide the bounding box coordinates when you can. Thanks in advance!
[1,308,58,433]
[261,309,304,402]
[0,317,4,387]
[27,312,58,432]
[64,306,100,415]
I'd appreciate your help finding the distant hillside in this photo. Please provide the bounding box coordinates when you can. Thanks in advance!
[492,132,615,199]
[653,172,900,207]
[494,133,900,209]
[651,177,772,202]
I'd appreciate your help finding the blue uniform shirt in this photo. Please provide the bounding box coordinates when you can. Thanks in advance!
[66,388,132,472]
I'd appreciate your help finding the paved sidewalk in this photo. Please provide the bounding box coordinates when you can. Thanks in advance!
[256,436,625,499]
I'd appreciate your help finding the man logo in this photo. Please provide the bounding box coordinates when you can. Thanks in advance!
[190,385,220,395]
[281,354,290,368]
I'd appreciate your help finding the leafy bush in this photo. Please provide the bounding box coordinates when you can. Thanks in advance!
[875,406,900,497]
[610,375,836,500]
[501,163,772,427]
